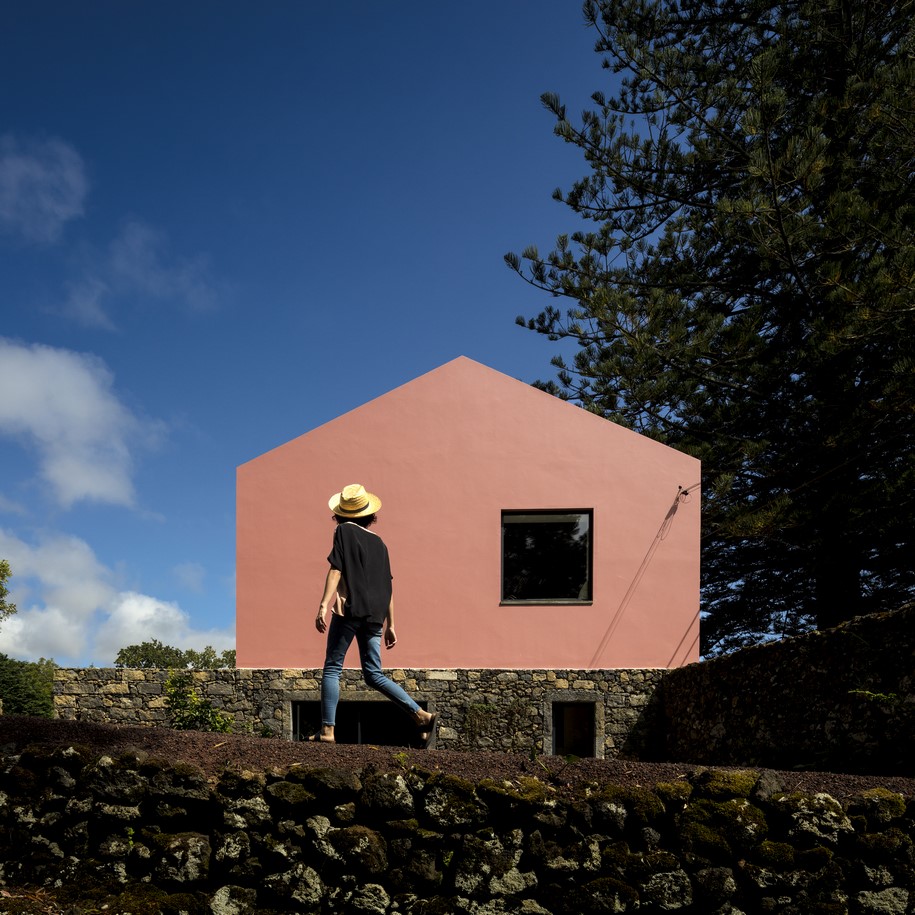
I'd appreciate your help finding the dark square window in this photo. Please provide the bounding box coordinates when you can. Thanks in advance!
[501,510,592,603]
[552,702,596,757]
[292,700,428,747]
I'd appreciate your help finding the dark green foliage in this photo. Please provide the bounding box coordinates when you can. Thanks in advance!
[508,0,915,653]
[0,654,55,716]
[163,671,232,732]
[114,639,235,669]
[0,558,15,624]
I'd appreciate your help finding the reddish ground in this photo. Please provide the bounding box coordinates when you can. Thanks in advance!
[2,715,913,800]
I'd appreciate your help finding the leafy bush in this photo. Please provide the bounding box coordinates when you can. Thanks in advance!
[164,671,233,732]
[0,654,55,717]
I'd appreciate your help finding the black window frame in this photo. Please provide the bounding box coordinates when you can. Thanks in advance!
[500,508,593,605]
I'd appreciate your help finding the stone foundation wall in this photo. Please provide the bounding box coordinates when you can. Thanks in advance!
[52,604,915,772]
[53,667,668,759]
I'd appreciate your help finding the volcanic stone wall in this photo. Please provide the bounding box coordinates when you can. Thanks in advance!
[1,742,912,914]
[661,604,915,775]
[53,667,667,759]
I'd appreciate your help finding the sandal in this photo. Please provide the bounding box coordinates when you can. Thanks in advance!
[417,713,438,749]
[305,733,335,744]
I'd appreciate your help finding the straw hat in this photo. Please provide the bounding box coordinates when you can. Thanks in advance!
[328,483,382,518]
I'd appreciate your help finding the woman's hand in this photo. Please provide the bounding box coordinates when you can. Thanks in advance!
[316,568,341,634]
[384,626,397,649]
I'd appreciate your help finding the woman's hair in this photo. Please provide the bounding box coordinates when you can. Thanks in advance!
[334,513,377,528]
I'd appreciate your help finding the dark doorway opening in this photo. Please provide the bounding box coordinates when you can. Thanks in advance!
[552,702,596,757]
[292,700,428,747]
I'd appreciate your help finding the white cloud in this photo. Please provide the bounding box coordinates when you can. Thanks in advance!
[93,591,234,663]
[0,134,87,243]
[61,276,116,331]
[110,221,216,312]
[62,219,218,328]
[0,338,164,508]
[173,562,206,594]
[0,529,115,617]
[0,606,92,662]
[0,135,218,328]
[0,529,234,666]
[0,529,115,661]
[0,493,27,516]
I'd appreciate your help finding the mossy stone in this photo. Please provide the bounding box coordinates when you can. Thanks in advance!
[794,904,848,915]
[753,839,796,870]
[3,763,39,797]
[50,744,95,772]
[477,775,552,807]
[386,818,444,843]
[422,773,488,829]
[216,768,266,799]
[149,831,212,883]
[360,771,415,818]
[424,772,476,794]
[854,826,913,860]
[568,876,639,914]
[795,845,834,872]
[678,820,733,862]
[690,768,761,800]
[11,745,62,773]
[599,784,665,828]
[264,779,316,809]
[285,766,362,802]
[680,797,768,858]
[326,824,388,876]
[692,865,738,905]
[56,881,208,915]
[141,757,202,781]
[633,849,681,876]
[655,780,692,810]
[774,792,853,848]
[149,764,210,798]
[600,839,634,874]
[394,895,457,914]
[847,787,907,827]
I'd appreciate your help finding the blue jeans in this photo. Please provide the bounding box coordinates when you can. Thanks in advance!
[321,614,421,727]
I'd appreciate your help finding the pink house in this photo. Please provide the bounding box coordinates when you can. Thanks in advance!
[236,357,700,671]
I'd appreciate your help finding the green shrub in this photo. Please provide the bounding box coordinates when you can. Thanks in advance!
[0,654,55,716]
[164,671,232,733]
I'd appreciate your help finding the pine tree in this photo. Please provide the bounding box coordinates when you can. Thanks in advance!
[508,0,915,653]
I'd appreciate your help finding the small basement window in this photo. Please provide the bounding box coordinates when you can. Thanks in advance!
[552,702,596,757]
[501,510,592,603]
[292,700,428,746]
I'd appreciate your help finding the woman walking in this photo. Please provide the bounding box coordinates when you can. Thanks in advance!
[312,483,437,746]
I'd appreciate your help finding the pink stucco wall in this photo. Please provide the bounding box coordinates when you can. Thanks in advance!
[236,357,701,669]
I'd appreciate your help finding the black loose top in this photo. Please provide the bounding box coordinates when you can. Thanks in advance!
[327,522,393,624]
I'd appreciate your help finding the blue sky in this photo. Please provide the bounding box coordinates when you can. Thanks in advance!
[0,2,607,666]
